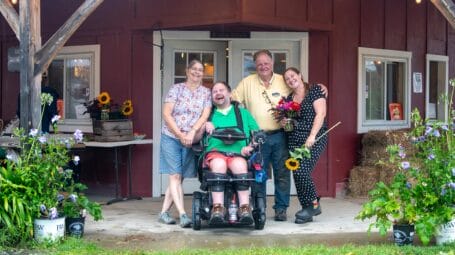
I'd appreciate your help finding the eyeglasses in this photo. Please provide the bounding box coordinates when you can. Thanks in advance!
[262,90,273,106]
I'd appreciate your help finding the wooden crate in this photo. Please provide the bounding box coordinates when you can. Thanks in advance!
[93,119,133,142]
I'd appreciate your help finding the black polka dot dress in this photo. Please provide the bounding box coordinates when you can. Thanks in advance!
[286,85,327,208]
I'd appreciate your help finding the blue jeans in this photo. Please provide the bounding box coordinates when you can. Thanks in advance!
[260,131,290,211]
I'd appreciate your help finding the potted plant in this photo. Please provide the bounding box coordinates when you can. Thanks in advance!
[357,79,455,245]
[0,93,86,245]
[58,170,103,238]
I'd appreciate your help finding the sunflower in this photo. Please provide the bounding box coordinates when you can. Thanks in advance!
[97,92,111,105]
[285,158,299,171]
[123,99,132,107]
[121,105,134,116]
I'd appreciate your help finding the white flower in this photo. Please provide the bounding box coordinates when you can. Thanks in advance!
[51,115,61,124]
[38,135,47,144]
[73,155,80,165]
[29,129,38,137]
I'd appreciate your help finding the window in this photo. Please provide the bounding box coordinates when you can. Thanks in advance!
[242,51,287,77]
[426,54,449,122]
[358,47,412,133]
[174,51,215,88]
[47,45,100,133]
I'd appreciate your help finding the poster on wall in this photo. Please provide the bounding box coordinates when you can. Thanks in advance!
[413,72,423,93]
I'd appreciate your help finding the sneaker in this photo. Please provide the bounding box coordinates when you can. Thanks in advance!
[158,211,176,224]
[179,214,192,228]
[209,204,225,225]
[274,209,287,221]
[238,204,253,225]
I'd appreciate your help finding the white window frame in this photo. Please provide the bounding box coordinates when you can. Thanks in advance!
[425,54,449,122]
[357,47,412,133]
[54,45,100,133]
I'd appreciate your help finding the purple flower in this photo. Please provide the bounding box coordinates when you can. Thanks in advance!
[74,129,83,143]
[39,204,47,214]
[428,153,435,160]
[406,182,412,189]
[57,194,64,203]
[398,150,406,159]
[441,188,447,196]
[448,182,455,190]
[49,207,58,219]
[401,161,410,170]
[69,194,78,203]
[424,126,433,136]
[452,168,455,177]
[442,125,449,131]
[433,130,441,137]
[38,135,47,144]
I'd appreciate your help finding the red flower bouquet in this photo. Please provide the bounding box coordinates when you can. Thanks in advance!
[269,97,301,131]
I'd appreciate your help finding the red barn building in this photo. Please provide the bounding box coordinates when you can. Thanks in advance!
[0,0,453,199]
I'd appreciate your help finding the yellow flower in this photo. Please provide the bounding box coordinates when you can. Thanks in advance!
[121,105,134,116]
[98,92,111,105]
[285,158,299,171]
[123,99,132,107]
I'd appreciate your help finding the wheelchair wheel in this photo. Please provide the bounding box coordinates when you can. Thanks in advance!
[253,193,266,230]
[192,191,202,230]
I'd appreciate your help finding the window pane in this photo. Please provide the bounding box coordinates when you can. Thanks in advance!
[365,60,385,120]
[201,53,214,77]
[48,60,64,99]
[65,57,91,119]
[243,52,255,77]
[386,62,405,120]
[428,61,447,120]
[175,52,187,76]
[188,52,200,62]
[273,52,286,75]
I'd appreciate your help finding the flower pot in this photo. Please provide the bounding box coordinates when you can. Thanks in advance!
[393,224,414,246]
[435,218,455,245]
[33,217,65,242]
[65,217,85,238]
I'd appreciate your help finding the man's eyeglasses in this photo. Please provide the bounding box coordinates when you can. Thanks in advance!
[262,90,273,106]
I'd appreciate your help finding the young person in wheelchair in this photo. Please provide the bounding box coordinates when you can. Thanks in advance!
[196,81,265,227]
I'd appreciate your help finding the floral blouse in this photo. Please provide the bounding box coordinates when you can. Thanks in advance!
[162,83,212,138]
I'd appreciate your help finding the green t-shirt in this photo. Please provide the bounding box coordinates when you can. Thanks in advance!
[205,106,259,154]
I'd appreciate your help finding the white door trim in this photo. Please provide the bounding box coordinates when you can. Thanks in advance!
[152,31,309,197]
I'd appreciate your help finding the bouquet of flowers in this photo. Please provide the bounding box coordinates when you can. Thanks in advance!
[269,97,301,132]
[84,92,133,120]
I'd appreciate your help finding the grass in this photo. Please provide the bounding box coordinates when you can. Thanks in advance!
[1,238,454,255]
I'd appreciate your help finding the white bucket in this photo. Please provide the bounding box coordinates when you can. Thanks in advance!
[436,218,455,245]
[33,217,65,242]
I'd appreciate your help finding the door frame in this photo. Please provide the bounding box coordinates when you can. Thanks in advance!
[152,31,309,197]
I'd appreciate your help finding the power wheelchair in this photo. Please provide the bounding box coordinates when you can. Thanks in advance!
[191,128,267,230]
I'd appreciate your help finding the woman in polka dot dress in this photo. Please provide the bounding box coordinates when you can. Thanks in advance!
[282,67,328,224]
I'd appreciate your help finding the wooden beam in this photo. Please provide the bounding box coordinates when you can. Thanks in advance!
[432,0,455,29]
[0,0,19,40]
[34,0,104,76]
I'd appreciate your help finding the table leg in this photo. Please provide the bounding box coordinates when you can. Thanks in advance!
[106,145,142,205]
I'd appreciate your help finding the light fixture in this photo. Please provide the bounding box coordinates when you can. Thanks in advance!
[11,0,18,4]
[416,0,422,4]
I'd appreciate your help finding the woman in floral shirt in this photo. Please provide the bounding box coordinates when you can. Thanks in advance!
[158,59,212,228]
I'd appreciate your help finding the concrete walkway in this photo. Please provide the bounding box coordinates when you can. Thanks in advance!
[83,196,387,250]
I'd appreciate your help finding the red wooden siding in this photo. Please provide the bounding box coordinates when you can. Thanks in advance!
[0,0,453,197]
[385,0,407,50]
[331,0,361,190]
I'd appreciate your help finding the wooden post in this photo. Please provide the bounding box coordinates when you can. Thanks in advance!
[0,0,104,131]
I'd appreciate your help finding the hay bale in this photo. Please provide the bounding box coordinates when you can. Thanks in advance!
[347,166,381,197]
[360,130,413,166]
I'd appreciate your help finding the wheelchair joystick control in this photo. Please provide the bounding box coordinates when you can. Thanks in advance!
[228,196,238,223]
